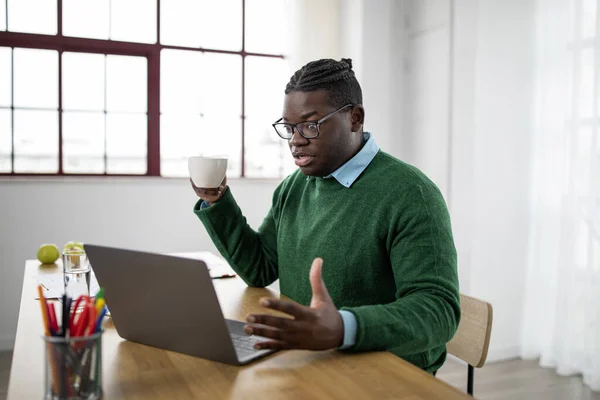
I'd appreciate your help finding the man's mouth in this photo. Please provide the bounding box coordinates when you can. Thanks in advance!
[293,153,314,167]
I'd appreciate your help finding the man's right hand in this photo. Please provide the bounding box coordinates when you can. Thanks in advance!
[190,176,228,205]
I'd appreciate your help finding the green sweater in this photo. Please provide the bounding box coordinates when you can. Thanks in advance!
[194,151,460,372]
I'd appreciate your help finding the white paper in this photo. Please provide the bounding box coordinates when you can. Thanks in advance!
[35,266,100,299]
[166,251,236,278]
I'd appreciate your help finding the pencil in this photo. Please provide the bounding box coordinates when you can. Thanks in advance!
[37,285,60,395]
[37,285,50,336]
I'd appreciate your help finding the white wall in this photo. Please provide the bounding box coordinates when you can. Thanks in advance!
[468,0,535,361]
[449,0,478,297]
[401,0,535,362]
[290,0,405,159]
[403,0,452,199]
[285,0,342,72]
[359,0,404,157]
[0,178,279,350]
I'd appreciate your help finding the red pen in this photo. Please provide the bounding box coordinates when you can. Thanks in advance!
[73,300,90,337]
[48,303,59,335]
[69,295,86,332]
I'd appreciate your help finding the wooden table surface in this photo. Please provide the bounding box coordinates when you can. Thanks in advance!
[8,258,470,400]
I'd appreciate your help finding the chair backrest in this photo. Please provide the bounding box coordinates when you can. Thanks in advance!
[447,294,493,368]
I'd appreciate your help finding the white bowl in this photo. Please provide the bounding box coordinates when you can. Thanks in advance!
[188,157,228,188]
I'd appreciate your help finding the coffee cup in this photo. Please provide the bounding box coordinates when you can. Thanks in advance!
[188,156,228,188]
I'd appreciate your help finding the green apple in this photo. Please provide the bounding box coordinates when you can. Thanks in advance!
[63,241,85,254]
[37,244,60,264]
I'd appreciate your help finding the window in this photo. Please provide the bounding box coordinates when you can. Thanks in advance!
[0,0,294,177]
[62,52,148,174]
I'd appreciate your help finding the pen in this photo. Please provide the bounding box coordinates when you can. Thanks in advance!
[62,296,71,337]
[211,274,236,280]
[37,285,60,395]
[94,307,108,333]
[73,299,90,337]
[48,303,59,336]
[94,288,104,303]
[95,298,105,315]
[69,295,85,332]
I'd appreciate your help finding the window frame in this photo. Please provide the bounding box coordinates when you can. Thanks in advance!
[0,0,285,177]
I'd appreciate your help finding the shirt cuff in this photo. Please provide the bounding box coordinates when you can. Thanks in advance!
[338,310,358,350]
[199,200,211,209]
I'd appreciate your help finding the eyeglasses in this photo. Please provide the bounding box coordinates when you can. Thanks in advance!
[272,104,354,140]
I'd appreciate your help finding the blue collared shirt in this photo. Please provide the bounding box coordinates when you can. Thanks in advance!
[323,131,379,188]
[201,132,380,350]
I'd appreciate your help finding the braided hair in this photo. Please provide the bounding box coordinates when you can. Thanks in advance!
[285,58,363,108]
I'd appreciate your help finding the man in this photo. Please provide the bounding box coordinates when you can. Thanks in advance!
[191,58,460,373]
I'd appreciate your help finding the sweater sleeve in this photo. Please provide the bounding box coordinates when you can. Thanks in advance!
[340,183,461,355]
[193,186,279,287]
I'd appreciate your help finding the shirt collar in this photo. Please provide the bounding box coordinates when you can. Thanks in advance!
[324,132,379,188]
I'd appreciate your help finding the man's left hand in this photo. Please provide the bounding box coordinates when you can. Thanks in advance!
[244,257,344,351]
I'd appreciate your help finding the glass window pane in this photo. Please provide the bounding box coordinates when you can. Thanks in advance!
[245,56,288,118]
[245,116,293,178]
[245,56,290,177]
[160,0,201,47]
[63,52,105,111]
[245,0,287,54]
[282,149,298,176]
[0,109,11,172]
[160,113,202,176]
[160,113,241,177]
[203,53,241,117]
[7,0,56,34]
[62,111,105,173]
[161,49,202,113]
[106,113,147,174]
[14,48,58,109]
[106,55,147,112]
[202,114,241,177]
[0,47,11,107]
[110,0,156,44]
[583,0,597,39]
[0,0,6,31]
[13,109,58,173]
[199,0,241,51]
[160,0,241,50]
[63,0,109,40]
[580,48,594,119]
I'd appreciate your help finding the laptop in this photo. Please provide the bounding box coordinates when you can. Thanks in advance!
[84,244,278,365]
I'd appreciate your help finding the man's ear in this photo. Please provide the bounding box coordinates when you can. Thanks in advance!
[351,105,365,132]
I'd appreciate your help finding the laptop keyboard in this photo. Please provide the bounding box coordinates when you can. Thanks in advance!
[231,333,266,358]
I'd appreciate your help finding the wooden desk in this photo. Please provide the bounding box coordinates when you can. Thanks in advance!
[8,259,470,399]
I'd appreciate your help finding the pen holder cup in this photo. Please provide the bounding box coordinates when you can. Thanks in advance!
[42,331,103,400]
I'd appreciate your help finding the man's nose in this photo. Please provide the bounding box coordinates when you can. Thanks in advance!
[289,127,309,146]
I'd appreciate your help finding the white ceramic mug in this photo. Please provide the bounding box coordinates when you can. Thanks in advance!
[188,156,228,188]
